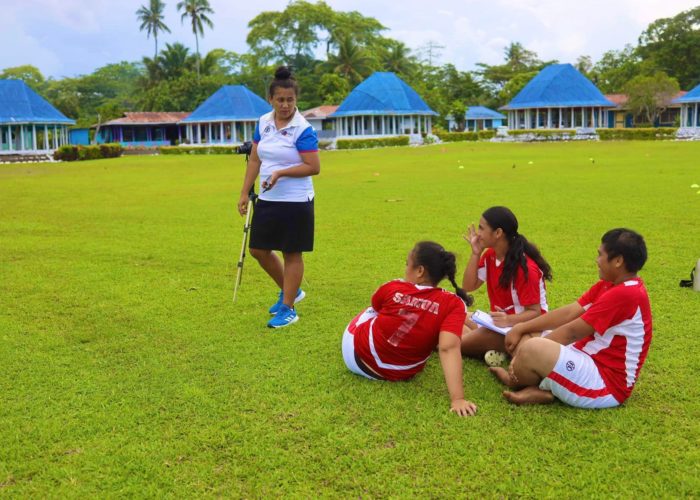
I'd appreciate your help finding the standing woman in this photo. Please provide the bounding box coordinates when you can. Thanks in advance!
[461,206,552,359]
[238,66,320,328]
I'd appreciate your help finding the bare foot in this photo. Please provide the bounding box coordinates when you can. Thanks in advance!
[489,367,518,388]
[503,386,555,405]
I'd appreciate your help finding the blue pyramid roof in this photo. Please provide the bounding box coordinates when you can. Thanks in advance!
[331,72,437,117]
[502,64,614,110]
[673,83,700,103]
[182,85,271,123]
[465,106,506,120]
[0,79,75,125]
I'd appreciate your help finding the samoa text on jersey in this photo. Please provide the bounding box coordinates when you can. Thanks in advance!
[353,280,467,381]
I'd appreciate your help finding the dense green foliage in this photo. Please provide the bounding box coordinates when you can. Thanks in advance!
[1,142,699,496]
[335,136,409,149]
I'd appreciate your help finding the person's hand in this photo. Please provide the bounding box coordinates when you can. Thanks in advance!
[450,398,477,417]
[490,311,509,327]
[237,193,249,216]
[261,171,281,191]
[505,324,525,355]
[463,223,484,256]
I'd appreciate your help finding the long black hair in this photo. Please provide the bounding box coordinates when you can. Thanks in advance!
[268,66,299,97]
[412,241,474,307]
[482,206,552,289]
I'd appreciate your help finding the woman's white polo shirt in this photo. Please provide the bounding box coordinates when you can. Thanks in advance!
[253,109,318,202]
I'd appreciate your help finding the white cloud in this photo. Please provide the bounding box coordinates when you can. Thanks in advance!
[3,0,700,78]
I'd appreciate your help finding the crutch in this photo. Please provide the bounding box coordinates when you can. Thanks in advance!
[233,186,257,302]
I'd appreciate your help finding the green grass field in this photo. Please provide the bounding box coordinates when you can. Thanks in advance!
[1,141,699,497]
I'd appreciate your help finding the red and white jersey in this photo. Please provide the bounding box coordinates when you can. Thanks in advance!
[352,280,467,381]
[477,248,548,314]
[574,278,653,403]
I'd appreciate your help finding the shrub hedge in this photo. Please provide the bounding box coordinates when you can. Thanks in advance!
[597,128,678,141]
[434,131,479,142]
[336,136,409,149]
[508,129,576,138]
[477,130,496,140]
[54,143,123,162]
[159,146,240,155]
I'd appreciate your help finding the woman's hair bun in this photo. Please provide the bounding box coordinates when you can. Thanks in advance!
[274,66,293,80]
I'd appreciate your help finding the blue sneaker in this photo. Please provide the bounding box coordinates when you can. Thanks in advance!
[267,304,299,329]
[268,289,305,315]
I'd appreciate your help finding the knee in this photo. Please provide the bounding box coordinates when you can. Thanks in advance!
[460,331,483,358]
[249,248,269,261]
[516,337,549,365]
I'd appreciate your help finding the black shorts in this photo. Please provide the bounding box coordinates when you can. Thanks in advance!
[249,199,314,253]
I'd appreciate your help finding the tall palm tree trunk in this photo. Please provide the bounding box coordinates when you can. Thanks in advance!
[195,33,200,78]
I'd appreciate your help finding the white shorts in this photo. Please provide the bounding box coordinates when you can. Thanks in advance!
[342,307,380,380]
[539,344,620,409]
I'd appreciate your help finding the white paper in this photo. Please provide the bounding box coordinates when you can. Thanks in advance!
[471,310,512,336]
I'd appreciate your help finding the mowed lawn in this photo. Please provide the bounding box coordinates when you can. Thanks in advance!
[1,141,699,497]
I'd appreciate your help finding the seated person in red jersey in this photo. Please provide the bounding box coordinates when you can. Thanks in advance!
[490,228,652,409]
[461,206,552,360]
[342,241,478,417]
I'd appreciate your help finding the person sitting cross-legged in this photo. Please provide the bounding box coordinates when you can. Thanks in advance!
[491,228,652,409]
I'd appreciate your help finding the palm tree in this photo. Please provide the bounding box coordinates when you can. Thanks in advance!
[158,42,194,79]
[176,0,214,78]
[328,35,374,86]
[381,40,416,76]
[136,0,171,58]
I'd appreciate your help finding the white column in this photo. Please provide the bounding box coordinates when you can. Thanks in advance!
[232,121,237,143]
[696,103,699,128]
[219,122,224,143]
[381,117,386,135]
[20,125,25,151]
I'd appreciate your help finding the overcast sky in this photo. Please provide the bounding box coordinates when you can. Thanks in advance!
[2,0,698,79]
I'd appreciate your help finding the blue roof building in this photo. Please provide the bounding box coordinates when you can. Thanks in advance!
[674,83,700,129]
[0,79,75,154]
[502,64,615,130]
[464,106,506,131]
[181,85,271,145]
[330,72,437,137]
